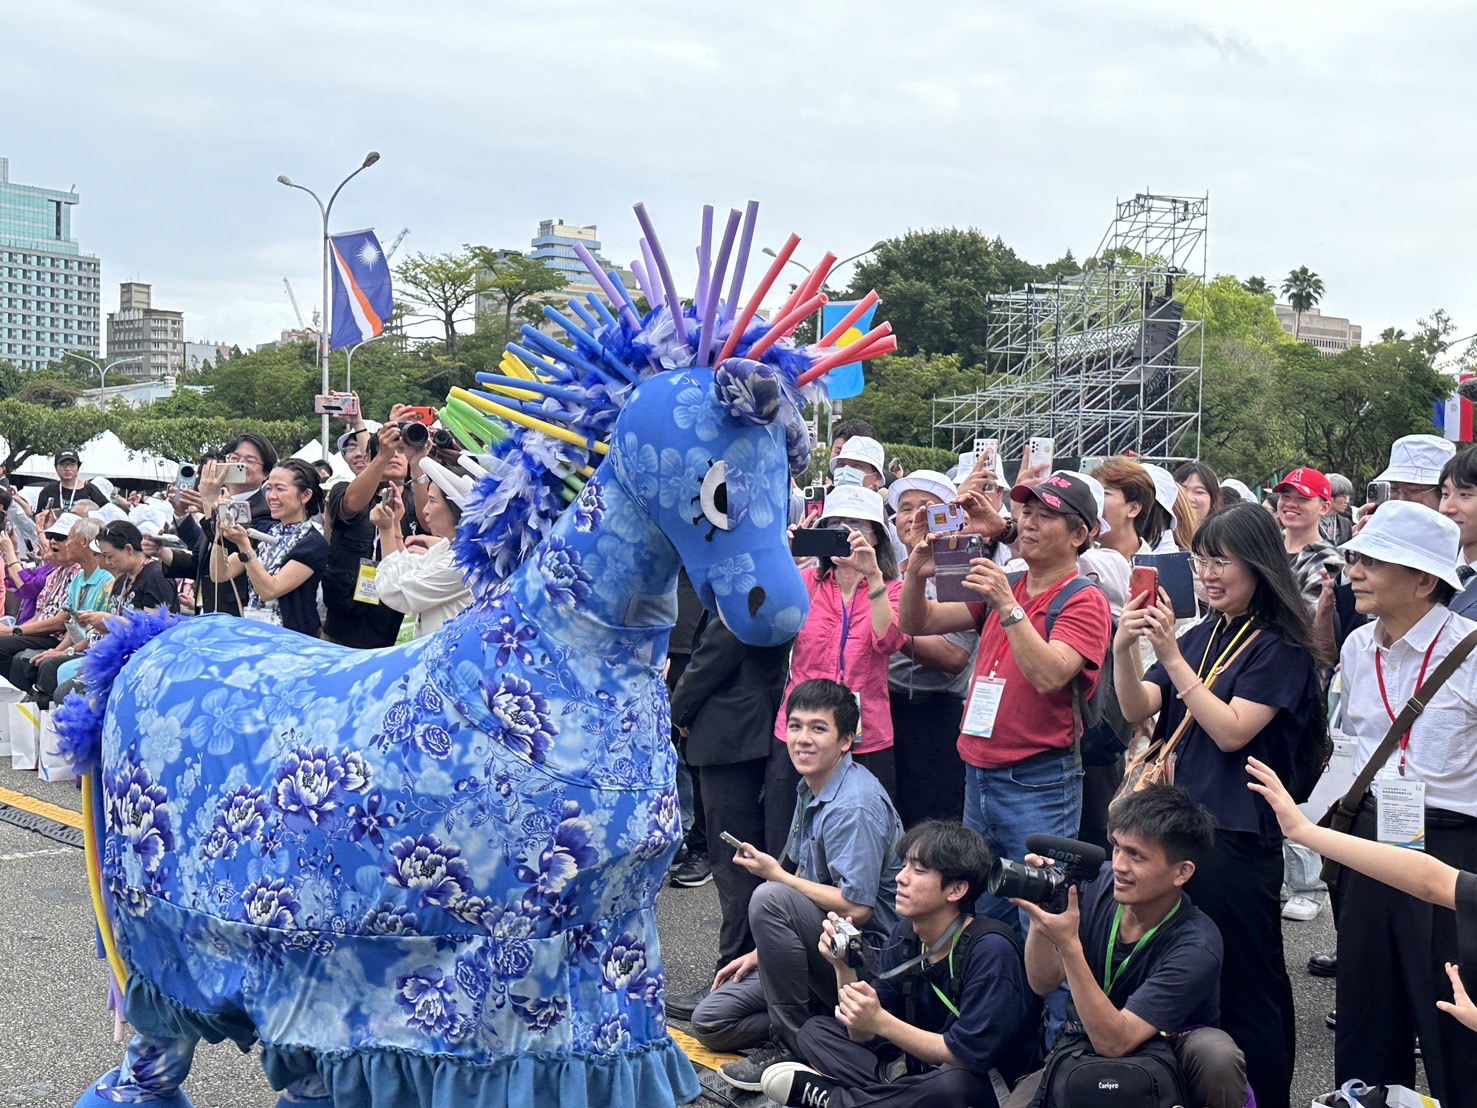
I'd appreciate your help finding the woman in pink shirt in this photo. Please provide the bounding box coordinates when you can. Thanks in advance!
[773,486,906,835]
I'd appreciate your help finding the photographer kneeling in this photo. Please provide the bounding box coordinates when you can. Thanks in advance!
[209,460,329,637]
[1003,785,1246,1108]
[763,820,1040,1108]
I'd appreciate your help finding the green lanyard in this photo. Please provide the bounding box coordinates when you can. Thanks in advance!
[1102,899,1181,998]
[924,924,967,1018]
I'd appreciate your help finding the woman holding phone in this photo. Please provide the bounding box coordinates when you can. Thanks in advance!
[1113,501,1324,1108]
[773,486,904,847]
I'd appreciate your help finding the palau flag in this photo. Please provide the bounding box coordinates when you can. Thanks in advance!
[819,300,878,400]
[329,229,393,350]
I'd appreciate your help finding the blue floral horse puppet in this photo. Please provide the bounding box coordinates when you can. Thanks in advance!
[55,203,891,1108]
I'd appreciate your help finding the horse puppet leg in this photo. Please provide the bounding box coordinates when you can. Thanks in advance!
[75,1033,200,1107]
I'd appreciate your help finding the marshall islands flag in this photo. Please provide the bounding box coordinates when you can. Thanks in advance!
[328,229,393,350]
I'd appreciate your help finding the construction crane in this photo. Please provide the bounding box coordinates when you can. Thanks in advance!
[385,227,409,260]
[282,278,309,331]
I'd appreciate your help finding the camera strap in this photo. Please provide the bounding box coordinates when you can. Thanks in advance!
[876,913,968,982]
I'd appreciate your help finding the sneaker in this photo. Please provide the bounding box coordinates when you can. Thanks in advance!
[663,985,710,1022]
[670,851,713,888]
[718,1040,799,1091]
[667,845,689,873]
[1326,1009,1337,1030]
[1281,895,1320,921]
[762,1061,838,1107]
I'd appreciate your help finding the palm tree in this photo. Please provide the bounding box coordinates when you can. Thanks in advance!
[1242,275,1271,296]
[1280,266,1325,339]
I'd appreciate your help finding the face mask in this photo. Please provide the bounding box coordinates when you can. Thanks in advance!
[833,466,865,488]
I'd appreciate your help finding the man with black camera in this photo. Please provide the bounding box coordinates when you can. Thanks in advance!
[1001,785,1246,1108]
[690,679,904,1091]
[761,820,1040,1108]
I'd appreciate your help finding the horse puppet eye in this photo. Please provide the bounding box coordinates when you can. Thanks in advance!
[700,461,751,531]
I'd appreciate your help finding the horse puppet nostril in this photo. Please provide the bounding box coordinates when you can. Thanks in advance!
[747,586,766,619]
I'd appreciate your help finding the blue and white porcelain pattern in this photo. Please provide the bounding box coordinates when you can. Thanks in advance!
[73,364,811,1107]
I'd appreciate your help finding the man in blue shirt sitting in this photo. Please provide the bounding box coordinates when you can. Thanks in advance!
[691,679,904,1091]
[1003,785,1247,1108]
[763,820,1041,1107]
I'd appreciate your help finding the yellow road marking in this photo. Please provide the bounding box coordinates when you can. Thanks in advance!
[668,1026,742,1071]
[0,784,84,829]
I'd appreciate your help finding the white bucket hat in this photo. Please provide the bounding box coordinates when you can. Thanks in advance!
[1055,470,1111,534]
[887,469,957,512]
[419,457,474,509]
[1375,434,1455,486]
[1342,501,1462,590]
[1140,464,1180,527]
[1221,478,1256,503]
[830,435,885,477]
[44,512,83,538]
[820,485,887,526]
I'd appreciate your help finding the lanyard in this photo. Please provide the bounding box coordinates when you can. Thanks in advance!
[1103,898,1181,997]
[875,913,969,1018]
[838,594,853,685]
[926,924,967,1018]
[1196,615,1256,684]
[1375,617,1447,774]
[984,572,1078,677]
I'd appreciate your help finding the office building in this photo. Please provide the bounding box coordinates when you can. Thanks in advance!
[184,339,234,371]
[475,219,638,326]
[1274,304,1362,355]
[0,156,102,371]
[107,282,185,380]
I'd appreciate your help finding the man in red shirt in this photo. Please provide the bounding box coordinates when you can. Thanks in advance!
[899,472,1112,923]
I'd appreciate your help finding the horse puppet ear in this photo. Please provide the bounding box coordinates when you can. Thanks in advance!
[713,358,783,426]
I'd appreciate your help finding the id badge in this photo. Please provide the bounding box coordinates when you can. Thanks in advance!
[353,559,380,605]
[1377,773,1426,850]
[962,676,1007,737]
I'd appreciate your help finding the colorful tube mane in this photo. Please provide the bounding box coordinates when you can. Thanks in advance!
[55,202,893,1108]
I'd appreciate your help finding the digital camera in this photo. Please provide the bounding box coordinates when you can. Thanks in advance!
[175,462,199,489]
[987,834,1107,913]
[925,502,965,535]
[829,918,866,971]
[398,421,456,450]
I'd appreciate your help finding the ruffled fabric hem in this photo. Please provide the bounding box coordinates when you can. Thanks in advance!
[123,975,702,1107]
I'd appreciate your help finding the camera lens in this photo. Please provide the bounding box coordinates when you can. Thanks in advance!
[987,858,1068,913]
[178,463,197,480]
[399,421,429,447]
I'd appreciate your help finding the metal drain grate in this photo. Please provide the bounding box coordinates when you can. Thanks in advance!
[0,803,84,849]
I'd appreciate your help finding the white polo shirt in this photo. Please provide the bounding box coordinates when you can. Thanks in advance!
[1341,604,1477,816]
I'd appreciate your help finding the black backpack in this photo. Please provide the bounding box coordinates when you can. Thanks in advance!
[1286,690,1333,804]
[1007,573,1131,767]
[1034,1029,1189,1108]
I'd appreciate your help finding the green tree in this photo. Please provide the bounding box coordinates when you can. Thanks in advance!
[393,248,488,357]
[0,361,23,401]
[1280,266,1325,339]
[833,351,993,447]
[16,379,84,409]
[115,417,316,462]
[204,344,319,423]
[846,229,1050,368]
[473,251,568,350]
[1242,275,1271,296]
[0,401,113,470]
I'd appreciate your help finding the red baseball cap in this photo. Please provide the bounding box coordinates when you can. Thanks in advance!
[1273,467,1331,501]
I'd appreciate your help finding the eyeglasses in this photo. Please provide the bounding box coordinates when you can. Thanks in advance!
[1344,550,1386,569]
[226,453,262,466]
[1189,554,1234,576]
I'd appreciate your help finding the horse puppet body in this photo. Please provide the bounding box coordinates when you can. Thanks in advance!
[61,362,812,1107]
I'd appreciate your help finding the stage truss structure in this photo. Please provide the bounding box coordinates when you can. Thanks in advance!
[933,192,1208,466]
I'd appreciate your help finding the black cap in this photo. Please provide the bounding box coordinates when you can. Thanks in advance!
[1010,472,1097,531]
[55,450,81,465]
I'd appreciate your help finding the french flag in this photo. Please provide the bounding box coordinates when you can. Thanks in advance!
[328,229,393,351]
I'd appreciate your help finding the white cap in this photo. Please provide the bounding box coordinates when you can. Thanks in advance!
[887,469,957,512]
[830,435,885,477]
[1055,469,1111,535]
[1222,478,1256,503]
[1342,501,1462,590]
[820,485,887,526]
[91,475,116,500]
[1141,464,1180,527]
[419,457,474,509]
[1375,434,1455,486]
[336,420,383,455]
[44,512,83,538]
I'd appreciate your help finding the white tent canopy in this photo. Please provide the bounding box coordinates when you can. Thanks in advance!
[292,440,355,484]
[9,430,180,483]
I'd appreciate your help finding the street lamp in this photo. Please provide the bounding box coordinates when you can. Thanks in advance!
[343,329,390,394]
[67,352,138,393]
[277,151,381,459]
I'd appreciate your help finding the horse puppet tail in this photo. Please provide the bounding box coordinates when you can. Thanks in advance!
[53,607,180,777]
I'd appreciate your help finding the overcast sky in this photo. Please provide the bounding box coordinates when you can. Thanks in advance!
[4,1,1474,350]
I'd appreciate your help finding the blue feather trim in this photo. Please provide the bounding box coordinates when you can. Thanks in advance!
[53,607,180,776]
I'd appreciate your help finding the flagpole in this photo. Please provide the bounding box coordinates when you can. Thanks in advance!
[277,152,381,461]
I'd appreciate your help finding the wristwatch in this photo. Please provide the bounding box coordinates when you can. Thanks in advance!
[65,646,76,657]
[1000,605,1027,628]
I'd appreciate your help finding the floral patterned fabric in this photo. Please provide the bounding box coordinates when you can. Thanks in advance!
[85,365,813,1107]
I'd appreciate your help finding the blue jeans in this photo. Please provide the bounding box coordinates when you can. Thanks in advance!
[963,752,1084,928]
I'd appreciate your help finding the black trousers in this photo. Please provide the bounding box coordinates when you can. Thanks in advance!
[1335,801,1477,1108]
[764,739,801,857]
[889,690,965,828]
[698,758,767,966]
[797,1014,996,1108]
[0,632,59,680]
[10,649,69,704]
[1184,829,1295,1108]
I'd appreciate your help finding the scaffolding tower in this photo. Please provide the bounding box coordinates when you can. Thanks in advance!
[933,192,1207,466]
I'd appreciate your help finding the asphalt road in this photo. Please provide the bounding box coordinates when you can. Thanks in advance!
[0,761,1371,1107]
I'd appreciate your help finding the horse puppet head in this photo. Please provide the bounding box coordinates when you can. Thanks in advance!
[608,357,812,648]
